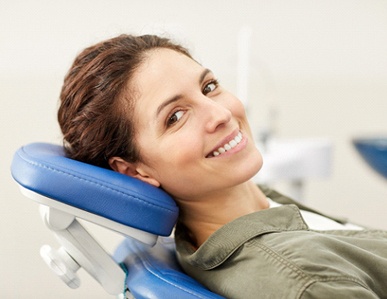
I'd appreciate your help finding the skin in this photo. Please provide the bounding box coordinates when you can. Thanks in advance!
[110,48,269,247]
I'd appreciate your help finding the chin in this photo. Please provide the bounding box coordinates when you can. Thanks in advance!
[239,151,263,182]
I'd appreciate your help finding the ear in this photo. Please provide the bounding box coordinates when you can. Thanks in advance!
[108,157,161,188]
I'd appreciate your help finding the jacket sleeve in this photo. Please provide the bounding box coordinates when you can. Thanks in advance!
[300,280,379,299]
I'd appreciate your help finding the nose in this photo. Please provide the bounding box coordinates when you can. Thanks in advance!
[202,98,232,132]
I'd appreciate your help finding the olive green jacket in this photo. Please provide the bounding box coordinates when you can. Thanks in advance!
[175,186,387,298]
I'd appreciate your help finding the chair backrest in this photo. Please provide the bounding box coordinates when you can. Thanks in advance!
[11,142,179,241]
[11,143,224,298]
[115,237,226,299]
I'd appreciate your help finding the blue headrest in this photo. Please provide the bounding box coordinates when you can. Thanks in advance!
[11,143,179,236]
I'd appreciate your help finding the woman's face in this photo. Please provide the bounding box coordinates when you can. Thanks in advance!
[129,49,263,201]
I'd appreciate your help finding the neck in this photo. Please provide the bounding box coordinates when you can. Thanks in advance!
[176,181,269,247]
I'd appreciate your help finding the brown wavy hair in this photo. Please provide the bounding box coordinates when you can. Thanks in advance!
[58,34,191,169]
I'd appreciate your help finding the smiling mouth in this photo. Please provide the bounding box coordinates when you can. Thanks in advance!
[206,131,243,158]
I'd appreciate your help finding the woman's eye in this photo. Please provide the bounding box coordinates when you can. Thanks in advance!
[203,80,219,95]
[167,110,184,126]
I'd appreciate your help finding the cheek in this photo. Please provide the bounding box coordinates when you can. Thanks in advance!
[139,132,202,170]
[220,91,246,114]
[164,133,203,164]
[229,96,248,120]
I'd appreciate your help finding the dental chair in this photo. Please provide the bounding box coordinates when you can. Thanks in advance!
[11,143,225,298]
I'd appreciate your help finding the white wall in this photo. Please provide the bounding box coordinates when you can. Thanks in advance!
[1,0,387,297]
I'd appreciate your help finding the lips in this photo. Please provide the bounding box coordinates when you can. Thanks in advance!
[206,131,243,158]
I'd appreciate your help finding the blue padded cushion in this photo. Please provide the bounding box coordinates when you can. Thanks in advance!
[11,143,179,236]
[114,238,225,299]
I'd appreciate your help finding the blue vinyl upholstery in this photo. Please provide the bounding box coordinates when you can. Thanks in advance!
[11,143,224,298]
[115,237,225,299]
[11,142,178,236]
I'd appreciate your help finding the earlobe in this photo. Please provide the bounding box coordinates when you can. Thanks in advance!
[108,157,161,188]
[135,169,161,188]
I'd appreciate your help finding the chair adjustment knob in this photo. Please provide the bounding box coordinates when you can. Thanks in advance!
[40,245,81,289]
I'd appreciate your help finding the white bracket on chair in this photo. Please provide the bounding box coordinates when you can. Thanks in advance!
[20,186,158,246]
[40,245,81,289]
[39,205,126,295]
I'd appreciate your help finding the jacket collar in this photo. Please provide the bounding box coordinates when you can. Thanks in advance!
[177,204,308,270]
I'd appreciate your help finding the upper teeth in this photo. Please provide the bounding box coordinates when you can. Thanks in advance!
[212,132,242,157]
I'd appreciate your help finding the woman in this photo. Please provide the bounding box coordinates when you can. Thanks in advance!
[58,34,387,298]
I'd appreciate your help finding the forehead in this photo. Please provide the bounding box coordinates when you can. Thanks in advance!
[131,48,204,102]
[135,48,201,85]
[130,48,203,117]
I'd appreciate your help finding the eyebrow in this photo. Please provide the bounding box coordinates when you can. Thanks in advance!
[156,68,212,117]
[199,68,212,84]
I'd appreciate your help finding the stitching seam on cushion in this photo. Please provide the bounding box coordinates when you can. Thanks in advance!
[20,153,176,214]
